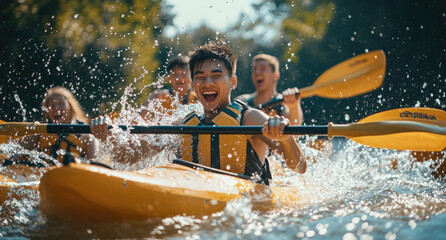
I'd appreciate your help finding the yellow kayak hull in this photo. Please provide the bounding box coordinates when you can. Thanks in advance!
[39,163,304,222]
[0,165,41,206]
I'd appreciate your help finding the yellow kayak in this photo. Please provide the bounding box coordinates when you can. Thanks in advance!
[39,161,306,222]
[0,165,41,205]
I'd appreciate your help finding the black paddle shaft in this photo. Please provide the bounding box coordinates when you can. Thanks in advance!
[45,124,328,135]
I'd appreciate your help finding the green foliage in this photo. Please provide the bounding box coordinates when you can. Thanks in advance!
[281,0,335,63]
[0,0,164,119]
[46,0,162,108]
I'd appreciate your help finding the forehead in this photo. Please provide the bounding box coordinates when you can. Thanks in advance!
[48,94,68,103]
[253,59,272,68]
[193,59,229,74]
[169,65,189,73]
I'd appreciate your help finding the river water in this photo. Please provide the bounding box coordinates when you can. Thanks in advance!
[1,135,445,239]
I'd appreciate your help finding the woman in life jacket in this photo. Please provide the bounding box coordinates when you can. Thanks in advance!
[9,87,98,167]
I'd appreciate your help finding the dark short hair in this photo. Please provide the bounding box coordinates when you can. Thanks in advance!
[167,55,190,73]
[188,40,237,80]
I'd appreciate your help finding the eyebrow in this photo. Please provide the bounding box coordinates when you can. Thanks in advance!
[194,70,204,75]
[211,68,224,73]
[193,68,225,75]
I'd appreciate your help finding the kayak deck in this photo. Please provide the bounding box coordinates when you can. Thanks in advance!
[39,163,305,222]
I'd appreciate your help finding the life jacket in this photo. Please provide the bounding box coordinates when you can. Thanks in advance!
[168,88,198,105]
[39,132,87,165]
[180,100,271,184]
[148,89,198,118]
[246,93,284,116]
[156,88,198,111]
[108,89,198,121]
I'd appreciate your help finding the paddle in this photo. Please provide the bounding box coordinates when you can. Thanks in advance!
[0,108,444,151]
[257,50,386,110]
[0,120,12,142]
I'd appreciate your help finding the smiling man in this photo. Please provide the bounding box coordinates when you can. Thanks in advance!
[180,41,306,184]
[236,54,303,126]
[90,41,306,184]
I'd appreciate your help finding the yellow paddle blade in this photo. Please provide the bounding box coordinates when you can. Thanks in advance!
[346,108,446,151]
[0,122,48,138]
[300,50,386,99]
[0,120,13,145]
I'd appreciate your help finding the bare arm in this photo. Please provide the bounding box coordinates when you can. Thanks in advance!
[90,116,164,164]
[81,135,99,160]
[234,93,252,103]
[281,88,303,126]
[17,135,39,150]
[11,135,40,162]
[244,109,306,174]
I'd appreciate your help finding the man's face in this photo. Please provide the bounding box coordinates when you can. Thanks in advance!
[168,66,191,97]
[251,59,278,92]
[192,59,236,112]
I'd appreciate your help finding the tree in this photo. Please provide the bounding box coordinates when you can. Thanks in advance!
[0,0,164,121]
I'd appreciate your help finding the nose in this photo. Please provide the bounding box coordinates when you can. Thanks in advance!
[200,76,214,86]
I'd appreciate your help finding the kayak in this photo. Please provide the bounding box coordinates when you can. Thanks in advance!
[39,161,307,222]
[0,165,40,205]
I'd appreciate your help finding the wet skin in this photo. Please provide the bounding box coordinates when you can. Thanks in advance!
[168,66,192,98]
[192,59,237,121]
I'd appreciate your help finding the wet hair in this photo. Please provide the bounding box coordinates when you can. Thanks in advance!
[188,40,237,80]
[166,55,190,73]
[253,54,279,73]
[41,87,88,123]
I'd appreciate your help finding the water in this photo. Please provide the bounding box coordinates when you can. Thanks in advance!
[1,103,445,239]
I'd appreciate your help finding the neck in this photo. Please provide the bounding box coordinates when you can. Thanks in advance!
[254,87,277,105]
[203,101,231,124]
[173,88,190,100]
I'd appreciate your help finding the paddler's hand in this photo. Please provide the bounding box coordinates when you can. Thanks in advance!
[282,87,301,107]
[262,115,290,141]
[90,116,111,142]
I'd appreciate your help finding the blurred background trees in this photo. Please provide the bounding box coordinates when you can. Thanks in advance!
[1,0,444,124]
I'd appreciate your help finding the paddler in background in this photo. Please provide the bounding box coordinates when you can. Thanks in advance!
[139,55,198,119]
[90,40,306,185]
[4,87,98,167]
[235,54,303,126]
[236,54,332,164]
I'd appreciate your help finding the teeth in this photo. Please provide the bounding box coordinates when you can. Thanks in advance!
[203,90,217,95]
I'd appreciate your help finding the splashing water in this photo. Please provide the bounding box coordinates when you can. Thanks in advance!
[1,96,445,239]
[13,94,27,122]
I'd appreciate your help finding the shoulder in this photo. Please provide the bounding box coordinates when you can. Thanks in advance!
[234,93,253,102]
[148,89,171,100]
[241,108,269,126]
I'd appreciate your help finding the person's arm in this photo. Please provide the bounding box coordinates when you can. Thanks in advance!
[17,135,39,150]
[244,109,306,173]
[234,93,252,103]
[281,88,303,126]
[81,134,98,160]
[146,89,171,101]
[10,135,40,162]
[90,116,164,164]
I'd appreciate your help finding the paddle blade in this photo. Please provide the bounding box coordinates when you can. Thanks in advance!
[352,108,446,151]
[0,120,15,145]
[300,50,386,99]
[0,122,49,137]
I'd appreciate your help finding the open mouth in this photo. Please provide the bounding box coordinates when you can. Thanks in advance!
[256,79,264,85]
[202,90,218,102]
